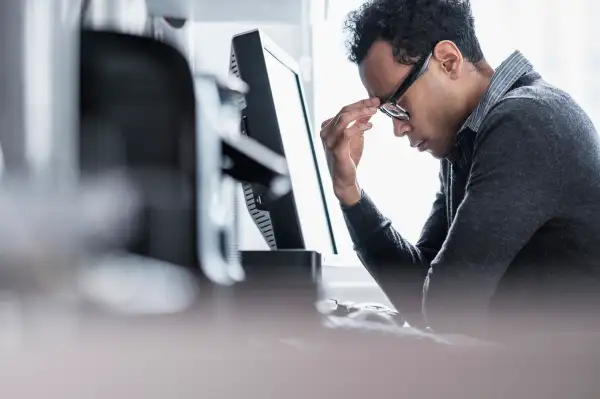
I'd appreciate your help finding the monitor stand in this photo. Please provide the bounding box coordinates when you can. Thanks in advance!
[240,249,321,283]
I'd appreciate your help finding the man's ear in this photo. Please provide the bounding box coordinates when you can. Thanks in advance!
[433,40,463,79]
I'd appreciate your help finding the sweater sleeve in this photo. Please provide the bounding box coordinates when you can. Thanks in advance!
[341,172,448,325]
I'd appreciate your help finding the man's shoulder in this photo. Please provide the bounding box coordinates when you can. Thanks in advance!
[477,79,596,148]
[486,80,560,118]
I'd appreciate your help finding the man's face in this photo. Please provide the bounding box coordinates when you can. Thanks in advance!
[358,40,464,159]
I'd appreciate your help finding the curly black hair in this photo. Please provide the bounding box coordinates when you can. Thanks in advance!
[344,0,484,65]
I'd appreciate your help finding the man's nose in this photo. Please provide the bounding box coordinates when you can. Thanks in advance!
[393,118,411,137]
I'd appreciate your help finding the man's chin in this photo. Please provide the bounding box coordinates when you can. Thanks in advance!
[428,143,454,159]
[427,147,444,159]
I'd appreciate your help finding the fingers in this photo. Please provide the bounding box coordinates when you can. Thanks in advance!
[326,120,373,151]
[336,107,377,130]
[320,117,334,129]
[319,97,379,130]
[339,121,372,147]
[356,114,374,125]
[320,97,380,151]
[319,111,371,131]
[339,97,380,114]
[327,106,376,142]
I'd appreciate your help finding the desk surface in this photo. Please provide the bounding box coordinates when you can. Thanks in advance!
[321,262,393,308]
[4,254,596,397]
[1,312,599,398]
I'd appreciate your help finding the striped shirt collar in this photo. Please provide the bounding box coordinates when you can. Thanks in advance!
[461,50,534,132]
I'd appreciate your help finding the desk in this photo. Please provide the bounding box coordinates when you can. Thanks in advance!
[321,262,394,307]
[1,310,599,398]
[4,254,597,397]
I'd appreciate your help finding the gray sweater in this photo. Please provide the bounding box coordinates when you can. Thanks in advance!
[342,51,600,338]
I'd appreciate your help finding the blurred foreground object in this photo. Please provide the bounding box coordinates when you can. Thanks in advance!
[0,173,142,347]
[0,173,139,294]
[82,0,149,34]
[80,28,290,287]
[0,0,80,181]
[80,252,199,316]
[1,313,599,398]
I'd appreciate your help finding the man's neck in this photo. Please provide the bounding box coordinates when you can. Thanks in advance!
[460,61,495,128]
[471,61,494,105]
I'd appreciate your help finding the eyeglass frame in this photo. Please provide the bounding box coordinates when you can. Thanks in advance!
[379,52,433,121]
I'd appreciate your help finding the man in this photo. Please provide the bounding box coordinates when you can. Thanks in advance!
[320,0,600,339]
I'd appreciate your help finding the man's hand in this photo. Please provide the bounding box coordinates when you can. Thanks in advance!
[320,97,379,206]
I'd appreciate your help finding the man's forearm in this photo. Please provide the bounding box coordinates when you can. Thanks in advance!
[341,190,430,323]
[335,183,362,207]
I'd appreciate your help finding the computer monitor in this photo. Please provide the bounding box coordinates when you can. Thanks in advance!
[229,29,344,257]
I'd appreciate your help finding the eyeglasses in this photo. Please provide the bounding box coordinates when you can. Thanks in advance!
[379,52,432,121]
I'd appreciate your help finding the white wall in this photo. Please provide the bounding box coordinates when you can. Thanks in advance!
[190,23,303,73]
[146,0,305,25]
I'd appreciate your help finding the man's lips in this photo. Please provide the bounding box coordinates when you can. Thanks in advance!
[410,140,426,151]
